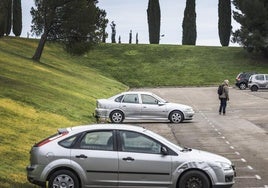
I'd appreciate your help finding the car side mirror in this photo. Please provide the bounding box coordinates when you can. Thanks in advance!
[161,146,168,155]
[158,102,165,106]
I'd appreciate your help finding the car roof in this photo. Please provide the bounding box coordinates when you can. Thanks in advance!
[121,91,154,95]
[66,124,146,134]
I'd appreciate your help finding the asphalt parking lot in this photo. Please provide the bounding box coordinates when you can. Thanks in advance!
[132,87,268,188]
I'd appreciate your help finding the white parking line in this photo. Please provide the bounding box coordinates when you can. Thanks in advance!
[231,158,247,162]
[235,165,254,170]
[235,151,240,155]
[235,174,261,180]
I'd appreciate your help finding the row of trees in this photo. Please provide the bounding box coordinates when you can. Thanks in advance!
[147,0,231,46]
[147,0,267,57]
[0,0,22,37]
[1,0,267,59]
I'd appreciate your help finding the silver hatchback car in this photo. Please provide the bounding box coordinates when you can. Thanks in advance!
[248,74,268,91]
[27,124,235,188]
[95,91,194,123]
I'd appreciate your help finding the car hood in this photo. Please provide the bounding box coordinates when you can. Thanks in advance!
[166,102,192,109]
[179,148,231,164]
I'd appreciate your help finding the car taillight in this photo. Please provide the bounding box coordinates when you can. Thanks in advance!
[34,131,68,147]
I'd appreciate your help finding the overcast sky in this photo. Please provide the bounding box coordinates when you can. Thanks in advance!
[21,0,240,46]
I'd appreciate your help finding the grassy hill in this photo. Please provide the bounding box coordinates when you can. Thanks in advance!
[0,37,268,187]
[83,43,268,87]
[0,37,127,187]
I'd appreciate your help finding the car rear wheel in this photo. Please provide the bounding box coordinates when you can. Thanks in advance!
[178,170,211,188]
[250,85,258,92]
[110,110,124,123]
[48,169,79,188]
[239,82,247,90]
[169,110,184,123]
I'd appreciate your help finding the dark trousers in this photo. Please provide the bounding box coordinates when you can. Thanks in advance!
[219,98,227,114]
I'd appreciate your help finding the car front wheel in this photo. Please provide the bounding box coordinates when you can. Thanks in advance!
[110,110,124,123]
[169,110,184,123]
[48,170,79,188]
[178,170,211,188]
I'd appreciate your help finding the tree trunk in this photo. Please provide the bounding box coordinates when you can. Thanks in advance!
[32,32,48,61]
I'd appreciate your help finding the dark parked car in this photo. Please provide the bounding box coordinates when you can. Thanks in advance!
[235,72,256,90]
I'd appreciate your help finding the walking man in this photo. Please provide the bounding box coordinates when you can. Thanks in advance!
[219,80,229,115]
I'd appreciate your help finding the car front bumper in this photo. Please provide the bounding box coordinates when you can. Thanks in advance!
[183,111,195,120]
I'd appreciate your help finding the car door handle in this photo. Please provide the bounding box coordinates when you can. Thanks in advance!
[122,157,134,161]
[75,154,88,159]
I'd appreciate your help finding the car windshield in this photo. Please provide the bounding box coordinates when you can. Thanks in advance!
[151,93,167,103]
[143,129,182,150]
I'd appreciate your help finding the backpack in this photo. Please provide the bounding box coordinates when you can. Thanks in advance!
[217,84,224,95]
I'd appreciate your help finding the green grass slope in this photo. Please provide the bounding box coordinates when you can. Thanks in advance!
[84,43,268,87]
[1,37,268,187]
[0,37,127,187]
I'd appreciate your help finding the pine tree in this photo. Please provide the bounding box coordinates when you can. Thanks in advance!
[182,0,196,45]
[232,0,268,57]
[129,30,132,44]
[0,0,8,37]
[31,0,107,61]
[218,0,231,46]
[13,0,22,36]
[110,21,116,43]
[147,0,161,44]
[5,0,12,36]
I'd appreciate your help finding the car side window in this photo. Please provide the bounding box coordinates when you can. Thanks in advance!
[122,94,139,103]
[115,95,124,102]
[59,134,80,148]
[120,131,161,154]
[80,131,114,151]
[141,94,159,104]
[265,75,268,81]
[256,75,264,81]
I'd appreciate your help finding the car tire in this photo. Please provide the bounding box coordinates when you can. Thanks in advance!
[250,85,258,92]
[169,110,184,123]
[178,170,211,188]
[239,82,247,90]
[110,110,124,123]
[48,169,79,188]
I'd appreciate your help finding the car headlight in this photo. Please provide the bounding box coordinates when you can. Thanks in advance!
[185,108,194,113]
[216,162,233,171]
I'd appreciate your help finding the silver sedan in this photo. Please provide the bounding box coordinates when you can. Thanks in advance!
[26,124,235,188]
[95,91,194,123]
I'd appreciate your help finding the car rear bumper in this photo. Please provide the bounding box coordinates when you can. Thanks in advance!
[26,165,46,187]
[95,108,110,120]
